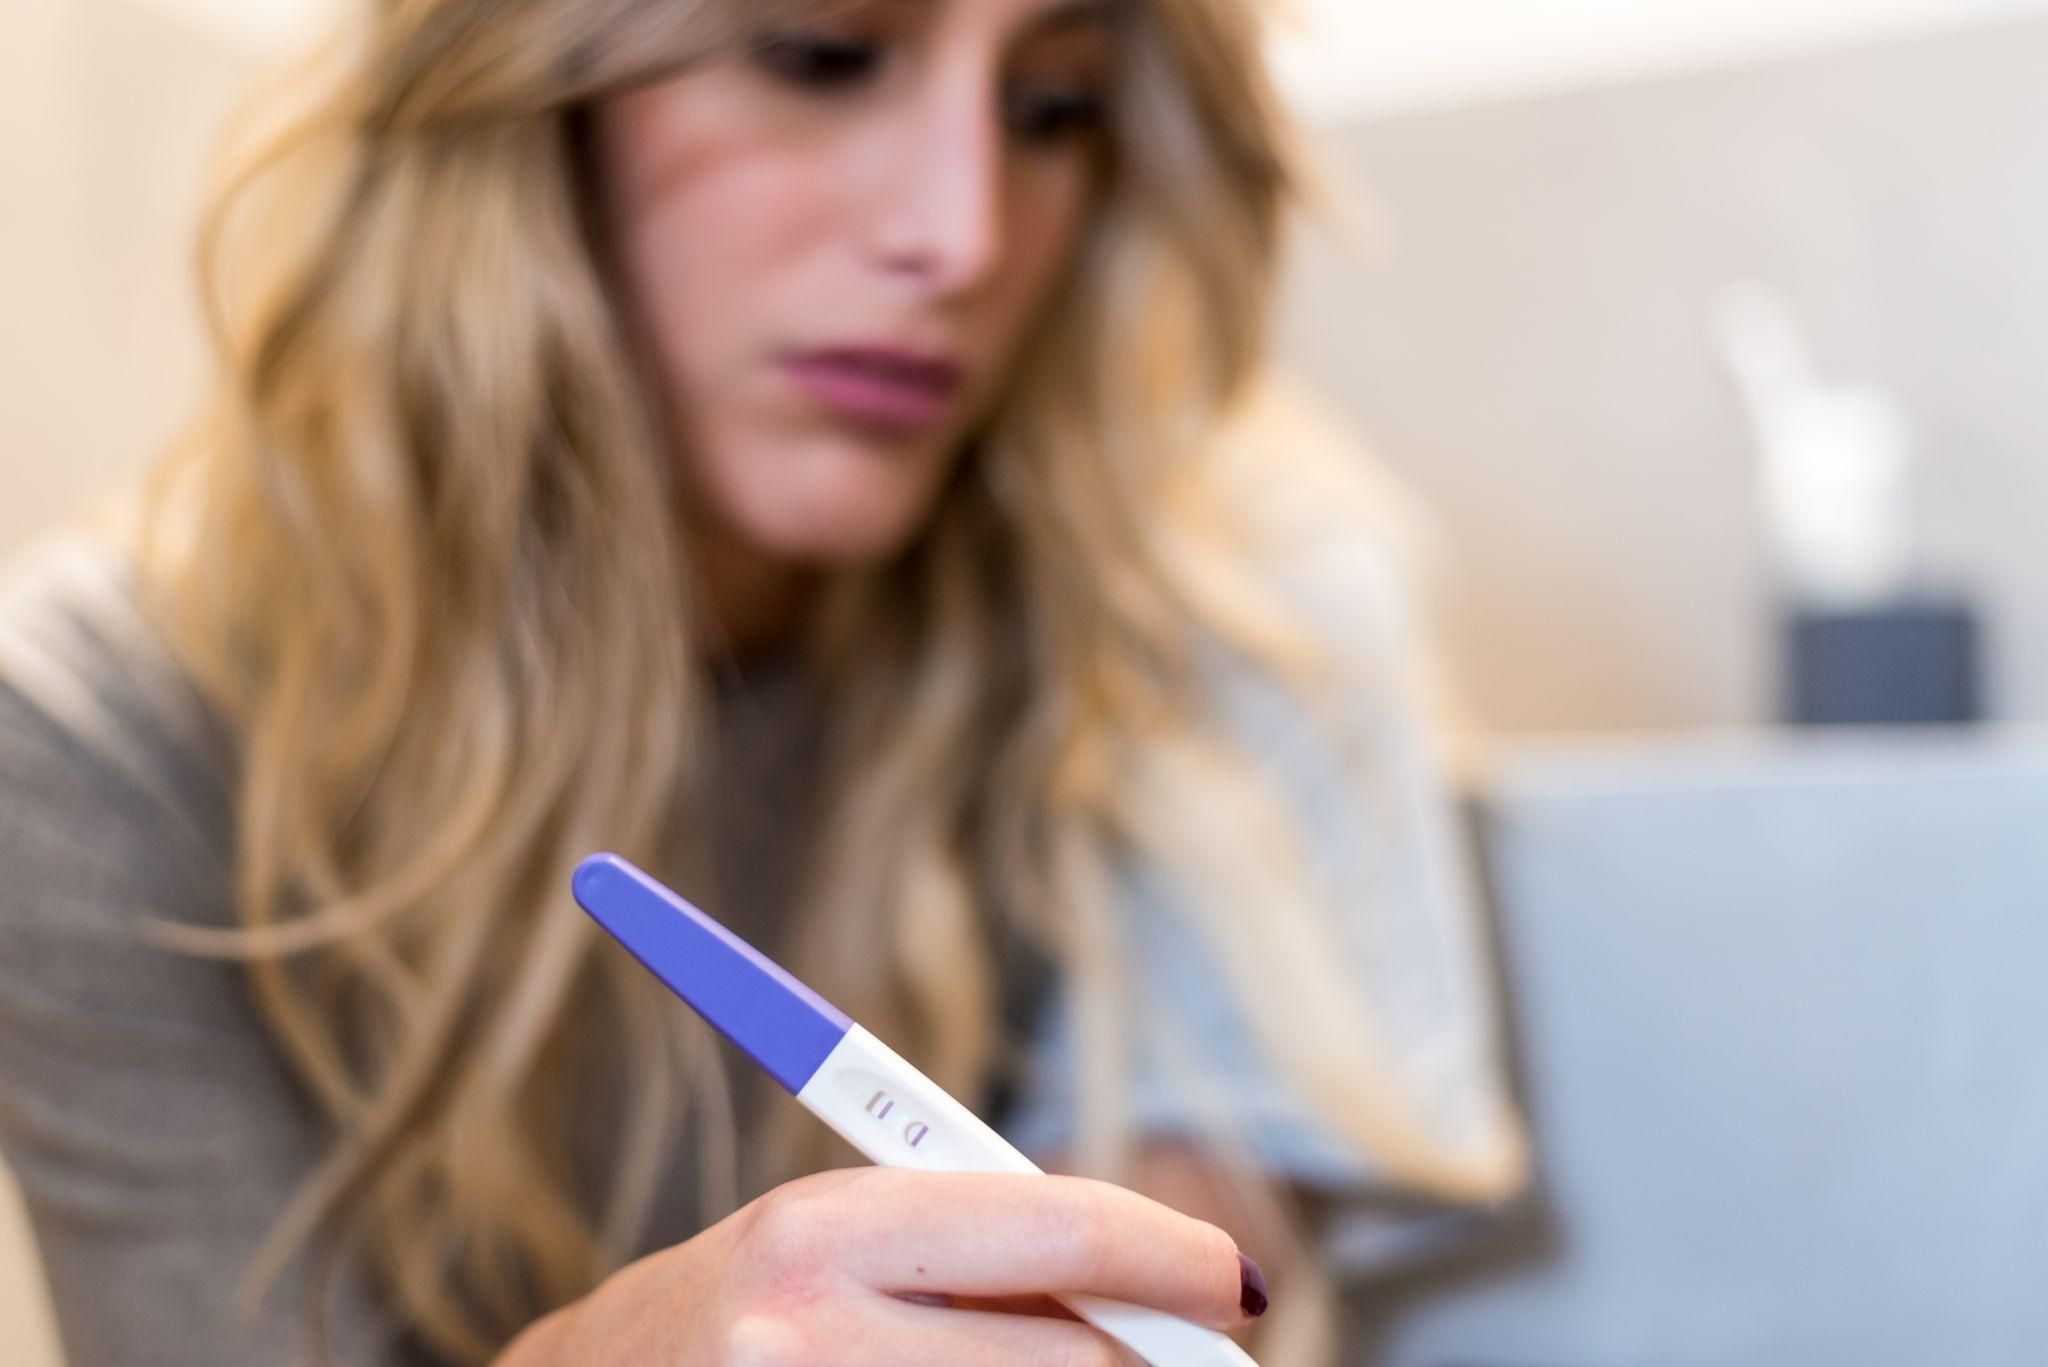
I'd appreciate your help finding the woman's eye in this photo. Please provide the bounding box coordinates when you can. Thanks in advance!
[751,32,884,90]
[1005,88,1108,146]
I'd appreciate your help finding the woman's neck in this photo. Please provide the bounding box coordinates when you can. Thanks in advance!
[686,513,819,662]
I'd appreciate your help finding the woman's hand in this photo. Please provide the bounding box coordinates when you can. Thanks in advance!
[498,1165,1267,1365]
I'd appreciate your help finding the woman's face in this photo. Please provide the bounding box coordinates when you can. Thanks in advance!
[594,0,1118,570]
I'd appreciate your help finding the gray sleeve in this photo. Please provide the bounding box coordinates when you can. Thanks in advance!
[0,666,410,1364]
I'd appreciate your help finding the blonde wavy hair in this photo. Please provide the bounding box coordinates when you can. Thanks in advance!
[136,0,1526,1361]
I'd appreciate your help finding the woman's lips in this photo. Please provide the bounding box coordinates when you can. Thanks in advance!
[783,348,963,434]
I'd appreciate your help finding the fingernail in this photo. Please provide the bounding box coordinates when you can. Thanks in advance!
[1237,1253,1269,1319]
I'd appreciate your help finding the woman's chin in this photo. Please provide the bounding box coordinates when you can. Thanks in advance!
[730,487,936,569]
[720,446,955,567]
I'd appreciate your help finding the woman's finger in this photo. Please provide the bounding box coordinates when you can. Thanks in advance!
[890,1291,1084,1320]
[803,1169,1254,1330]
[858,1289,1147,1366]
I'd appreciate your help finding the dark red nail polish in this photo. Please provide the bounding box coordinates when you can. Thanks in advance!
[1237,1253,1268,1319]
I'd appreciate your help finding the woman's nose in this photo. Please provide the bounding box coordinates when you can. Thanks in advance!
[869,76,1007,296]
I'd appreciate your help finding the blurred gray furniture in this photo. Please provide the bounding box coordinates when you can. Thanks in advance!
[1370,729,2048,1367]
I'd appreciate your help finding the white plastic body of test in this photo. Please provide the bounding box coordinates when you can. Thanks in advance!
[794,1023,1261,1367]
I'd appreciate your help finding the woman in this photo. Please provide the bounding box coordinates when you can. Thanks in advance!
[0,0,1526,1363]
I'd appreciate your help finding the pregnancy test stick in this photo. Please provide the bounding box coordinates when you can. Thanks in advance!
[571,852,1260,1367]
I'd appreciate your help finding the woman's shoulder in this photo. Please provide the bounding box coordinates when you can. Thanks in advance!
[0,538,361,1367]
[0,527,238,936]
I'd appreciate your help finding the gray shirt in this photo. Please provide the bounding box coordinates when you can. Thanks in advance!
[0,537,395,1365]
[0,530,1518,1366]
[0,536,852,1365]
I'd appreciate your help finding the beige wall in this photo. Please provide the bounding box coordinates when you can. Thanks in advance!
[1275,14,2048,732]
[1275,0,2048,118]
[1,0,243,554]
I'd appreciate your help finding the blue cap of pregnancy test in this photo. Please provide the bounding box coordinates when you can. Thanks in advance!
[572,853,852,1094]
